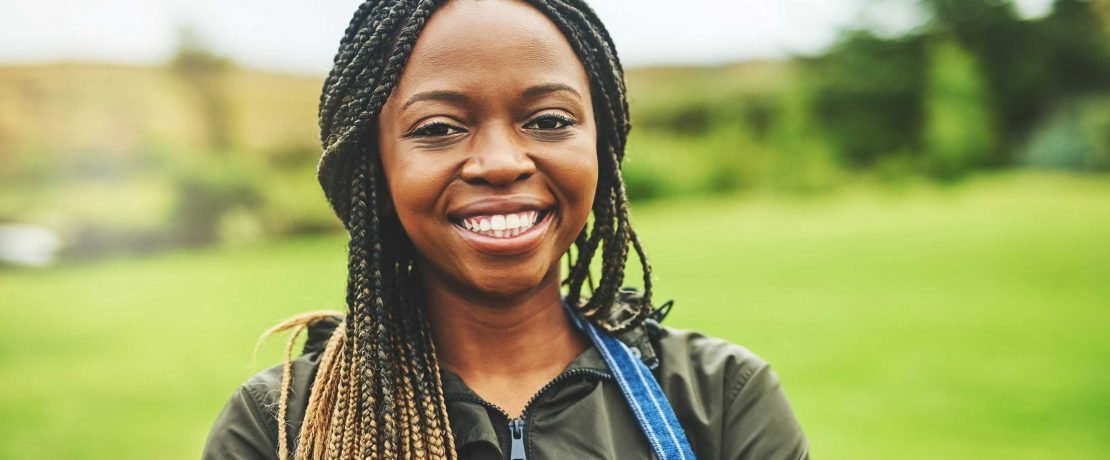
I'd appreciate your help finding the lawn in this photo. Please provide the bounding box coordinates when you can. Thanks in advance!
[1,172,1108,459]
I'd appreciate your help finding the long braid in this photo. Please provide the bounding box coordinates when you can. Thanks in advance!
[364,160,398,459]
[349,161,382,455]
[283,1,658,458]
[337,328,361,457]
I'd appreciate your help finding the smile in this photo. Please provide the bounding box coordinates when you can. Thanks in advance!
[455,210,547,238]
[450,207,555,255]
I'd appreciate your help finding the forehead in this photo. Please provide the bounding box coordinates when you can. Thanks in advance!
[391,0,589,99]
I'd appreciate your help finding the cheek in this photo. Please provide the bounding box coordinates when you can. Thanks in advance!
[378,142,448,246]
[384,158,450,240]
[549,138,599,220]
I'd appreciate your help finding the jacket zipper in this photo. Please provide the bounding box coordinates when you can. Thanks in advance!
[508,418,526,460]
[514,368,612,459]
[447,368,612,459]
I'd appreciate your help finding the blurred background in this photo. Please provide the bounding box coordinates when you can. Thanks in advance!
[1,0,1108,458]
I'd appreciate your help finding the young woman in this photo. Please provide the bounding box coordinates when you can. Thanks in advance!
[203,1,808,459]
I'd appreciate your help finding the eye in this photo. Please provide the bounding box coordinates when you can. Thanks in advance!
[524,113,576,130]
[407,121,466,138]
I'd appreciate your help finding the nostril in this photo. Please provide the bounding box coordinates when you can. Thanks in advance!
[460,152,537,187]
[464,176,494,186]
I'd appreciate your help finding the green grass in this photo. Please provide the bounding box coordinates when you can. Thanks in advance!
[2,172,1108,459]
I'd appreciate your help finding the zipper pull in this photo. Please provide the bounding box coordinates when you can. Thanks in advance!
[509,418,527,460]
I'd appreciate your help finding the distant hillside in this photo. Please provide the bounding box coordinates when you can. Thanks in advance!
[0,63,323,165]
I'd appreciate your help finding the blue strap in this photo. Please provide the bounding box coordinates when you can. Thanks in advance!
[566,307,697,460]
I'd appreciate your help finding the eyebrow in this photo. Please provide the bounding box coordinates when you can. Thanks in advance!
[521,83,582,100]
[400,90,471,112]
[399,83,583,112]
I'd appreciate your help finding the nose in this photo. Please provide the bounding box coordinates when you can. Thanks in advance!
[459,124,536,187]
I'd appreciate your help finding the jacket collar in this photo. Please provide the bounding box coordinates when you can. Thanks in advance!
[439,346,609,458]
[439,315,660,456]
[438,308,659,398]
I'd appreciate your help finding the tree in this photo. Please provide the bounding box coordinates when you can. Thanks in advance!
[170,27,235,151]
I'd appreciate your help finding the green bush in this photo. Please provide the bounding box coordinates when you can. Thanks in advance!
[922,37,997,179]
[1020,96,1110,171]
[170,154,263,246]
[807,31,928,168]
[621,159,673,201]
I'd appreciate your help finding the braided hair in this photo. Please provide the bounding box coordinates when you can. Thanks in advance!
[282,1,655,458]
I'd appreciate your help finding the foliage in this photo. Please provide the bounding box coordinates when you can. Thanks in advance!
[1021,96,1110,170]
[169,153,264,246]
[807,31,929,168]
[170,27,235,150]
[924,0,1055,160]
[922,37,996,178]
[807,0,1110,173]
[624,62,843,199]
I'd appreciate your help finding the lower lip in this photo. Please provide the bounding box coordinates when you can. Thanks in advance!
[452,211,554,256]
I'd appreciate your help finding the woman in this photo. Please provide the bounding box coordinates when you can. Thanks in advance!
[203,0,808,458]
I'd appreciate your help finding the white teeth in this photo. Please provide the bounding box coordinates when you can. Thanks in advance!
[457,210,545,238]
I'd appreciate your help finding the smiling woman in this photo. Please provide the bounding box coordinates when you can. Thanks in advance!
[377,5,598,300]
[202,1,807,459]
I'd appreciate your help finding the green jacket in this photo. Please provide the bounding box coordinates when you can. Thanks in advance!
[202,317,808,459]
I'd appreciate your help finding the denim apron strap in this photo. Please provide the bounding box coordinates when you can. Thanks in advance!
[566,305,697,460]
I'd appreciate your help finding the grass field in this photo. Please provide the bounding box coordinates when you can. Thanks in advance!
[2,172,1108,459]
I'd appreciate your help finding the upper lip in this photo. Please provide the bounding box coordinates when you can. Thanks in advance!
[448,195,554,219]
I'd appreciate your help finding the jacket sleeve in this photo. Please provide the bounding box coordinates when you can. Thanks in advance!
[201,385,279,460]
[721,363,809,460]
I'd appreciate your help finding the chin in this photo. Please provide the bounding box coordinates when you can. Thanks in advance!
[466,264,554,300]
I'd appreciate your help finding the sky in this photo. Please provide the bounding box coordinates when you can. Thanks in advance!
[0,0,1055,75]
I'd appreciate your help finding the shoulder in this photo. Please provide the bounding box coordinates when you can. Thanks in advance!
[652,325,769,406]
[201,318,337,459]
[237,317,337,423]
[239,317,338,410]
[650,324,809,459]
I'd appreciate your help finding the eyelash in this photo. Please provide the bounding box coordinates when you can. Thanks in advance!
[406,122,464,138]
[524,113,577,130]
[405,114,576,138]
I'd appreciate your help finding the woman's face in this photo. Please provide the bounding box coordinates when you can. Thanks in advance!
[377,0,598,299]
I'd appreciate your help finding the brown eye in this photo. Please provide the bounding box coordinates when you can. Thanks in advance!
[408,122,465,138]
[524,114,576,130]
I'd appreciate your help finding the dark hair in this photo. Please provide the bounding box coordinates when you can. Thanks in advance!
[286,1,655,458]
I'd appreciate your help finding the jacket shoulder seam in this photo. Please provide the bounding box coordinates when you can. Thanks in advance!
[723,360,767,413]
[242,374,282,451]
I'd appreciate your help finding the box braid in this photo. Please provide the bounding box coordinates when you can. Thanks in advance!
[281,0,656,459]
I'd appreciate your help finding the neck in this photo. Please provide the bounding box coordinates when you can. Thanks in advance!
[422,266,588,387]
